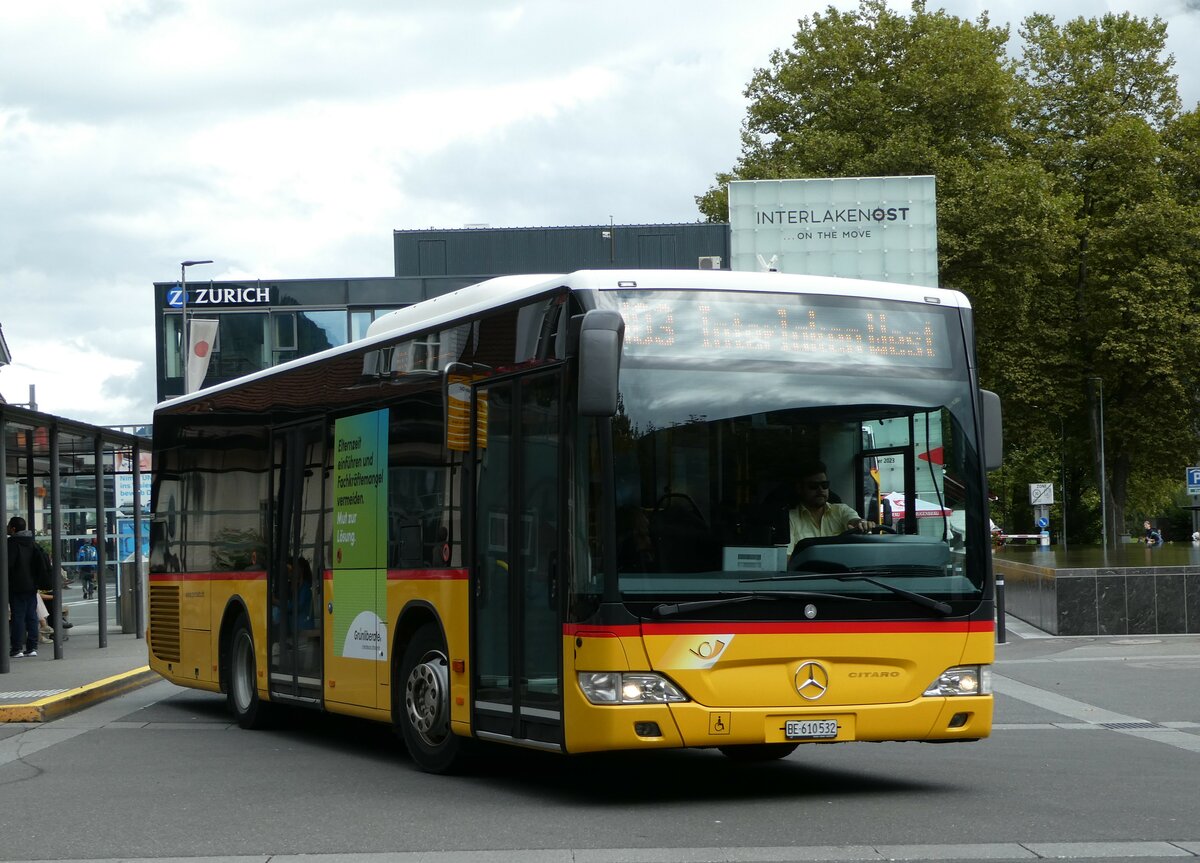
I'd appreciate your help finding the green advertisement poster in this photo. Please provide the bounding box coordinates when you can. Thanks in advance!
[332,409,388,660]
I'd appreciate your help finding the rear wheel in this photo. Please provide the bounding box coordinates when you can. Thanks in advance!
[718,743,799,762]
[227,615,272,729]
[396,622,468,773]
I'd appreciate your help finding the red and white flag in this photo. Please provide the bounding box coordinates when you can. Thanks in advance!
[186,318,219,393]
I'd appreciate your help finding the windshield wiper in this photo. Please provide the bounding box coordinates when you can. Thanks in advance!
[652,590,868,618]
[740,572,953,616]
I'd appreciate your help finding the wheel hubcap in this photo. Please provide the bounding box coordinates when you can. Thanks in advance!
[233,632,253,712]
[405,651,449,744]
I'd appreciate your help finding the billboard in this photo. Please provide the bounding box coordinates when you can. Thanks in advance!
[728,176,938,287]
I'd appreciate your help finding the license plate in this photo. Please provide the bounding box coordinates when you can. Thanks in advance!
[785,719,839,739]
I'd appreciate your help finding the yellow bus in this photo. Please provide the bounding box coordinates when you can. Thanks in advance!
[147,269,1002,772]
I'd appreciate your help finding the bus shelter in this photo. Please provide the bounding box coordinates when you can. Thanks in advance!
[0,404,148,674]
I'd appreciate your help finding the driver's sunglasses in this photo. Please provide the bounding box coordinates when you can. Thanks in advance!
[806,481,830,490]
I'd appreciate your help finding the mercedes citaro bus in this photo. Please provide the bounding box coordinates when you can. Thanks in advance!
[147,269,1002,772]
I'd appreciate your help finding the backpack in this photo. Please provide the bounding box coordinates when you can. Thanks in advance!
[30,543,54,591]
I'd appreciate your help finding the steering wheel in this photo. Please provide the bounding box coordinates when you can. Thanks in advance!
[654,492,706,521]
[838,524,897,537]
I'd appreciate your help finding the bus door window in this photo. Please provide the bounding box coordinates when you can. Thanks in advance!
[269,422,325,697]
[861,410,956,539]
[518,373,561,713]
[862,449,910,531]
[474,381,512,707]
[471,371,564,744]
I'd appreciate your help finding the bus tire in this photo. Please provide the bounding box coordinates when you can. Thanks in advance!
[718,743,798,762]
[396,622,466,774]
[227,614,272,729]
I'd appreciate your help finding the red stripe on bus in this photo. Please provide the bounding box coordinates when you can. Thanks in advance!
[150,568,469,583]
[148,571,266,582]
[640,620,979,635]
[562,626,626,637]
[565,620,982,637]
[387,568,469,581]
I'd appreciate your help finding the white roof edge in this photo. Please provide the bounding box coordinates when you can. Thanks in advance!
[364,273,566,339]
[156,270,967,413]
[554,269,968,308]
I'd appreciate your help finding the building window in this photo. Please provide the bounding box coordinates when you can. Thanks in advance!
[274,313,298,351]
[165,314,183,380]
[351,311,373,342]
[213,313,269,382]
[301,311,347,353]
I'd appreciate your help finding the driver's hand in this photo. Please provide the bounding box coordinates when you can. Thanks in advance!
[850,518,872,533]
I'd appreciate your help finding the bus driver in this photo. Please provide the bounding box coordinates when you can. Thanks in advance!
[788,459,872,552]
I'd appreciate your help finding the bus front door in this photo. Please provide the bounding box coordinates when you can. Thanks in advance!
[268,421,325,705]
[471,371,564,751]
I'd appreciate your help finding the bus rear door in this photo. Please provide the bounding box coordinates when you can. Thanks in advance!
[268,421,325,706]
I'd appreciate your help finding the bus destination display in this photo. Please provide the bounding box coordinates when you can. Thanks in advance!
[617,294,951,367]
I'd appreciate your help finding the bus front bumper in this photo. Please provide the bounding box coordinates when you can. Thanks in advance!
[563,695,992,754]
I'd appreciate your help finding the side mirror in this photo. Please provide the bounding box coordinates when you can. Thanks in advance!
[578,309,624,417]
[980,389,1003,471]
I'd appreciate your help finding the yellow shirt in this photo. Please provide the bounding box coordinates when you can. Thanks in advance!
[788,503,861,551]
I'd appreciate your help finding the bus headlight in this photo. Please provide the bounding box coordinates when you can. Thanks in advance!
[578,672,688,705]
[923,665,992,697]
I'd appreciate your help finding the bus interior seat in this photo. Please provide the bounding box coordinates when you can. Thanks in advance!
[651,495,719,572]
[742,482,794,547]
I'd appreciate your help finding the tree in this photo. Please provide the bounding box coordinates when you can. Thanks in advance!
[1016,12,1200,541]
[698,2,1200,543]
[697,0,1017,221]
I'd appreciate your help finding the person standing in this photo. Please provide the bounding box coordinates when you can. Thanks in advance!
[7,516,50,658]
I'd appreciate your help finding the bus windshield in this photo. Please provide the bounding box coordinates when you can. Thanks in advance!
[583,289,988,620]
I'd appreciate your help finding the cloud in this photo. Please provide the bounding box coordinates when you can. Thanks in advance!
[2,0,1198,426]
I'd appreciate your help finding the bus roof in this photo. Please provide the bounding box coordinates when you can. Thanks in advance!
[157,269,970,413]
[365,270,969,342]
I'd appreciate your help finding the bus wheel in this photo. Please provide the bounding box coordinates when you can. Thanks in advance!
[718,743,798,762]
[397,623,466,773]
[227,615,272,729]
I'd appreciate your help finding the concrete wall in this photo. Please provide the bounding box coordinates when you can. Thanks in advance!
[995,556,1200,636]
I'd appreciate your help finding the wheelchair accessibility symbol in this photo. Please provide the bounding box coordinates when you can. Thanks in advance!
[709,712,731,735]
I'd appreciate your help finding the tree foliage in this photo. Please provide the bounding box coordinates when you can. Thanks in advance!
[698,1,1200,542]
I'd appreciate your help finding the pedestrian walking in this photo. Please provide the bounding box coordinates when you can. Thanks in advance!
[77,536,98,599]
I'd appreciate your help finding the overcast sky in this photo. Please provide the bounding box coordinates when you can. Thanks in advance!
[3,0,1200,427]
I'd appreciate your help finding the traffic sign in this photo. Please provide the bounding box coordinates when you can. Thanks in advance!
[1029,482,1054,505]
[1188,467,1200,495]
[1037,516,1049,528]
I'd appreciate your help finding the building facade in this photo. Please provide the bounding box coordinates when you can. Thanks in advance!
[153,223,729,402]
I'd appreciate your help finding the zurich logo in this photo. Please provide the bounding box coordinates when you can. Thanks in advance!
[167,286,185,308]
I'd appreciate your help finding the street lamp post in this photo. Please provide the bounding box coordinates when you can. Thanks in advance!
[1058,412,1067,550]
[1034,404,1069,549]
[1090,376,1108,550]
[180,259,213,393]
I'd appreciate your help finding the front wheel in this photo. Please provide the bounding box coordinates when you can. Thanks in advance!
[718,743,799,762]
[226,615,273,729]
[395,622,468,773]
